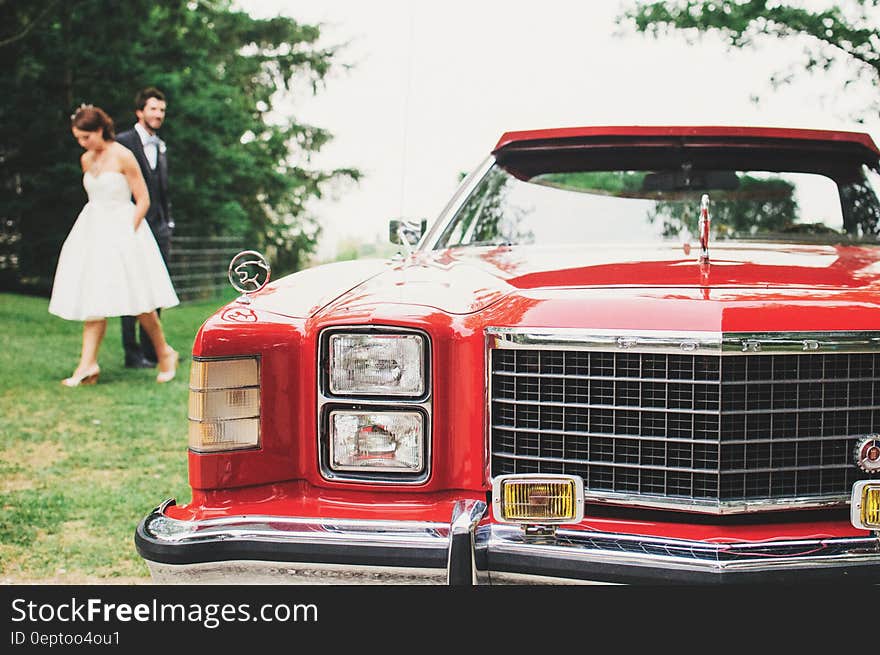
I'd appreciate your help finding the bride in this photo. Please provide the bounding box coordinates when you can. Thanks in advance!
[49,104,179,386]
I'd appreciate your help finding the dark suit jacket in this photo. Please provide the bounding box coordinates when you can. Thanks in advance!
[116,127,173,244]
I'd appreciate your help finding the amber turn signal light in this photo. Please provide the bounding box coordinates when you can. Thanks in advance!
[492,474,584,525]
[851,480,880,531]
[188,356,260,453]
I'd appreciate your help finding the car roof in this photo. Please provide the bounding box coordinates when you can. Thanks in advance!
[493,126,880,156]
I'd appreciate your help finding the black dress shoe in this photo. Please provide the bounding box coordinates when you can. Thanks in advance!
[125,357,156,369]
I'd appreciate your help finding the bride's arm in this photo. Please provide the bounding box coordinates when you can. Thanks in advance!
[120,147,150,230]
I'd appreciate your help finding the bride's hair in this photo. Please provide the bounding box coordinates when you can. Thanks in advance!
[70,104,115,140]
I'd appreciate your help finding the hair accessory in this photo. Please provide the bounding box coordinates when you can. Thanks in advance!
[70,103,94,120]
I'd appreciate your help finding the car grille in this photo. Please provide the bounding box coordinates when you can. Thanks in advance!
[489,336,876,513]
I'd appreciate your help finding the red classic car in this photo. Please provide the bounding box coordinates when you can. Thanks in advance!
[136,126,880,584]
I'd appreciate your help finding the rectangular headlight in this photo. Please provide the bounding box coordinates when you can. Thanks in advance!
[492,474,584,524]
[329,410,424,473]
[328,333,425,396]
[851,480,880,530]
[189,357,260,453]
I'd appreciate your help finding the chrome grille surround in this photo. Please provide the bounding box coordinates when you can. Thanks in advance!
[488,328,880,514]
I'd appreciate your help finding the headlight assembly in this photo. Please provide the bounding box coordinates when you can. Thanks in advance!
[329,410,425,473]
[328,333,426,397]
[319,328,431,484]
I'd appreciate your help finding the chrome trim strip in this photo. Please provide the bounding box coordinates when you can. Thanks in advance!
[447,500,489,585]
[489,328,722,355]
[145,561,610,585]
[494,395,880,417]
[491,370,880,386]
[140,510,880,581]
[422,156,496,250]
[495,451,856,477]
[493,396,720,415]
[484,525,880,574]
[145,513,451,549]
[450,500,489,536]
[144,560,450,585]
[493,424,863,447]
[485,571,616,585]
[576,492,849,515]
[488,328,880,355]
[722,331,880,354]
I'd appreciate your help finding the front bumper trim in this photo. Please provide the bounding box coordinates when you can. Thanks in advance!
[135,499,880,584]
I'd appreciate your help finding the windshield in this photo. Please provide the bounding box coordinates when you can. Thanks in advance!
[435,162,880,248]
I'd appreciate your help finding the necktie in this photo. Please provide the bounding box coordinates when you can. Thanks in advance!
[145,135,160,169]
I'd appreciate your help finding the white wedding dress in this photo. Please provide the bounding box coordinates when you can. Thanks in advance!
[48,171,180,321]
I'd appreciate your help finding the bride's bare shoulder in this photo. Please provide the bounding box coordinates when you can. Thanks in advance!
[113,142,137,164]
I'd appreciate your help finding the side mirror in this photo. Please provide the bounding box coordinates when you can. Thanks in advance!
[389,218,427,247]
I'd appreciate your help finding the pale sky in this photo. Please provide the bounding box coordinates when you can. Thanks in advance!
[237,0,880,260]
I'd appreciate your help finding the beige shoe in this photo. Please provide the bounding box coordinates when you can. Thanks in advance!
[156,348,179,384]
[62,364,100,387]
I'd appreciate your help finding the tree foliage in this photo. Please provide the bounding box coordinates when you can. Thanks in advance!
[0,0,358,292]
[649,176,798,238]
[619,0,880,119]
[538,171,799,238]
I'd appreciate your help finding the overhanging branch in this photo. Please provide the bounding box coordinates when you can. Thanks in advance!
[0,0,60,49]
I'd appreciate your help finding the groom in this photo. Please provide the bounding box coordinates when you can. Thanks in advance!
[117,87,175,368]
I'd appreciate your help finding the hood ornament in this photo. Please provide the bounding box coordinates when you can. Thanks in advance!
[698,193,711,264]
[228,250,271,304]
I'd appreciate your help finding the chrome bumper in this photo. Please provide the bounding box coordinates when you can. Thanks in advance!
[136,499,880,584]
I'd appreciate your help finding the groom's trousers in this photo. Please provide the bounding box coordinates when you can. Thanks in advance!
[121,236,172,364]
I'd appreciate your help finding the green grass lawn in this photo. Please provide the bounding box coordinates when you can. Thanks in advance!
[0,291,235,583]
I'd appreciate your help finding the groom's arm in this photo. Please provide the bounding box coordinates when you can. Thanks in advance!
[159,147,174,230]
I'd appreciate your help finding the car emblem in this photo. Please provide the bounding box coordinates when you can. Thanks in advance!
[854,436,880,473]
[228,250,271,301]
[221,307,258,323]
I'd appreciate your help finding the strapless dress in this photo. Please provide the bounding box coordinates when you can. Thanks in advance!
[48,171,179,321]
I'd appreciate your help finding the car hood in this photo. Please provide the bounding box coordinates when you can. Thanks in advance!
[250,242,880,319]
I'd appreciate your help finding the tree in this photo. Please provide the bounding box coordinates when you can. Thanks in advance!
[0,0,358,292]
[539,171,799,239]
[619,0,880,120]
[649,176,798,238]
